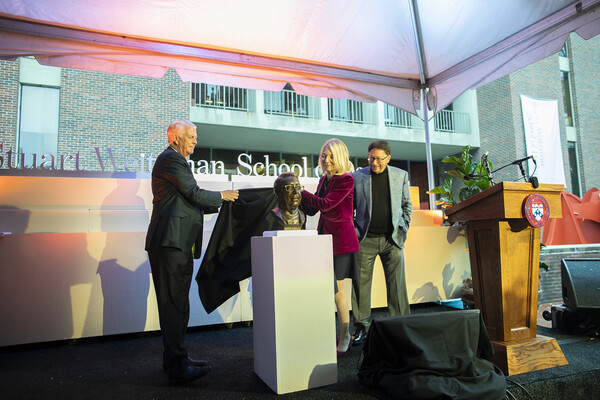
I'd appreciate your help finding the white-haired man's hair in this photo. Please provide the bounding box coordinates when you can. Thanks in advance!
[167,119,195,145]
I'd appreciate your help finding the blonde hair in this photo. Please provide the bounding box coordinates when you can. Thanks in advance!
[319,138,351,176]
[167,119,196,145]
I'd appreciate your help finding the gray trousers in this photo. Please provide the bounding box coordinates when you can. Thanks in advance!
[351,234,410,330]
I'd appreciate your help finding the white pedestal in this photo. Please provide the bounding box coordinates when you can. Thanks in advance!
[251,231,337,394]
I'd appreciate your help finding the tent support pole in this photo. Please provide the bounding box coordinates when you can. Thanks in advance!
[423,89,435,210]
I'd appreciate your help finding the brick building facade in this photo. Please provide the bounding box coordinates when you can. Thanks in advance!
[0,60,18,152]
[571,35,600,192]
[0,61,188,174]
[474,34,600,195]
[58,68,188,172]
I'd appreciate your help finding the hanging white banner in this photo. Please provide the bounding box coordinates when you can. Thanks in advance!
[520,95,566,186]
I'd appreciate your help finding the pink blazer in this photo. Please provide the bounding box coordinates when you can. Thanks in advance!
[301,173,360,255]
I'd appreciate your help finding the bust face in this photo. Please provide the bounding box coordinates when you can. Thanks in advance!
[275,174,302,213]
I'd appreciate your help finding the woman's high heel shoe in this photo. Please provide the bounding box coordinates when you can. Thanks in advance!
[336,337,353,357]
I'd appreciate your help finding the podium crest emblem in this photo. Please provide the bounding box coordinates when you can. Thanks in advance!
[523,194,550,227]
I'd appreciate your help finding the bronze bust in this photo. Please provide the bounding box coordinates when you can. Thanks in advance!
[272,172,305,230]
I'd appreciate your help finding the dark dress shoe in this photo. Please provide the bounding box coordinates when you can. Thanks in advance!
[188,358,209,367]
[163,357,208,370]
[352,328,367,346]
[168,364,211,384]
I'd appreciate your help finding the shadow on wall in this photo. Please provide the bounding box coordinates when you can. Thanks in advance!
[447,225,466,245]
[411,261,472,304]
[95,179,151,336]
[0,205,30,234]
[412,282,442,303]
[443,262,472,299]
[0,206,98,345]
[446,225,471,299]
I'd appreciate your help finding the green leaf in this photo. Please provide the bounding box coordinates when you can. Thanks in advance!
[459,186,481,202]
[428,186,448,195]
[475,178,492,190]
[458,146,473,171]
[442,177,453,191]
[428,178,457,205]
[434,145,495,207]
[447,170,465,179]
[428,178,453,200]
[442,155,461,165]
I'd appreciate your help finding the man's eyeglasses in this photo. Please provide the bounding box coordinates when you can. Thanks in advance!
[367,155,390,163]
[284,184,304,193]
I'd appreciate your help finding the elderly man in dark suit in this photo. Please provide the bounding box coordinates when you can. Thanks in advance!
[351,140,412,345]
[146,119,238,384]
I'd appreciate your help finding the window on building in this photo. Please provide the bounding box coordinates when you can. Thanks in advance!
[204,147,241,175]
[389,159,409,171]
[190,147,240,175]
[561,71,574,127]
[264,84,311,118]
[567,141,581,198]
[281,152,314,177]
[432,103,471,134]
[408,161,430,210]
[191,83,248,111]
[434,103,454,132]
[351,156,369,171]
[18,85,60,164]
[384,104,415,128]
[328,98,363,123]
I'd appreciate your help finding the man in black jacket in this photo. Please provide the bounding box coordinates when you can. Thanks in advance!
[145,119,238,384]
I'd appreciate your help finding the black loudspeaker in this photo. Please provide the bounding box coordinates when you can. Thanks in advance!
[561,258,600,310]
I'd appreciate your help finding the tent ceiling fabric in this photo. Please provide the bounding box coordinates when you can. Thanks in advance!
[0,0,599,115]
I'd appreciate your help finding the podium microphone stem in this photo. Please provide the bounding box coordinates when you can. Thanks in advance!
[517,162,527,182]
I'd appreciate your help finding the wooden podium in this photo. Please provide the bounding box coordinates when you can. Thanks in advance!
[445,182,568,375]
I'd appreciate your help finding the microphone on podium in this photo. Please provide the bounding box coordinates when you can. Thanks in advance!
[466,153,538,187]
[463,151,493,184]
[481,152,494,185]
[528,156,539,188]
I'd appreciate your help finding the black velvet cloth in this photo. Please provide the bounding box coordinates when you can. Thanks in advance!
[196,187,278,314]
[358,309,506,400]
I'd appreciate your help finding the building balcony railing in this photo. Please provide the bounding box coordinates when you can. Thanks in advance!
[434,109,471,133]
[191,83,473,134]
[264,89,320,119]
[191,83,249,111]
[384,104,422,129]
[327,98,376,125]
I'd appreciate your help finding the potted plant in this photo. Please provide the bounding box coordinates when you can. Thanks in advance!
[427,145,493,211]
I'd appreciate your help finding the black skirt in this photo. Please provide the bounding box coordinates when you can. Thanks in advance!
[333,252,357,293]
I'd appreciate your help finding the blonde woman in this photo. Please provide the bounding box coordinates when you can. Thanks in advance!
[301,138,359,356]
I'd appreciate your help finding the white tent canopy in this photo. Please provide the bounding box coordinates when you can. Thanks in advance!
[1,0,599,208]
[1,0,599,115]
